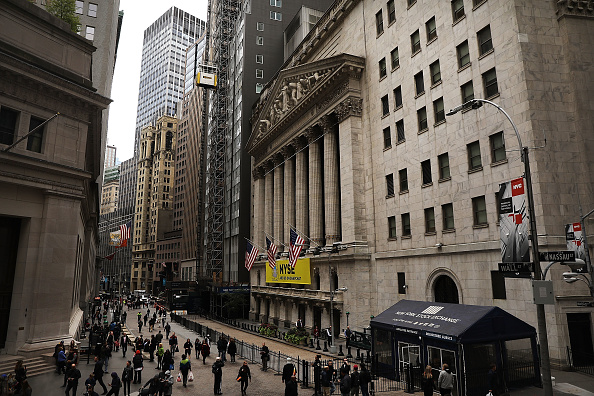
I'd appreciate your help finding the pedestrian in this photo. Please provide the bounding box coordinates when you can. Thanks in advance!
[328,361,337,394]
[57,347,67,374]
[103,342,112,373]
[120,334,128,358]
[164,322,171,338]
[18,379,32,396]
[14,360,26,384]
[85,384,100,396]
[162,350,174,373]
[149,335,157,362]
[339,368,351,396]
[325,327,332,346]
[237,361,251,395]
[143,313,148,327]
[156,343,165,370]
[260,343,269,371]
[65,363,81,396]
[313,355,322,396]
[184,338,193,358]
[54,341,65,371]
[359,363,371,396]
[121,361,133,396]
[227,338,237,363]
[487,363,501,396]
[155,330,164,345]
[212,357,224,395]
[132,350,144,384]
[217,336,228,362]
[168,332,178,357]
[105,372,121,396]
[179,354,192,387]
[93,357,108,394]
[84,373,96,391]
[350,365,360,396]
[138,320,142,334]
[195,337,201,360]
[201,339,211,365]
[344,326,352,349]
[296,318,303,329]
[162,370,174,396]
[313,326,320,344]
[285,374,298,396]
[282,358,296,383]
[340,358,351,374]
[437,364,454,396]
[422,365,435,396]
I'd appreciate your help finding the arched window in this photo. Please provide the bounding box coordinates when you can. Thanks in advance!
[434,275,459,304]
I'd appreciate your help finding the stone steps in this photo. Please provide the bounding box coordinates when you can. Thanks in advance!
[0,356,56,378]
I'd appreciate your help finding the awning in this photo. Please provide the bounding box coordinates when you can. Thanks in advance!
[371,300,535,344]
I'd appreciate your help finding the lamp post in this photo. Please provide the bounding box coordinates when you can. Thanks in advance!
[346,311,350,327]
[447,98,553,396]
[329,283,347,353]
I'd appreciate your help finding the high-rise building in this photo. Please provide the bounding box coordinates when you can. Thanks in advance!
[105,145,117,169]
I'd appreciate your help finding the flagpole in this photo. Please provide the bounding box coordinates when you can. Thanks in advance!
[243,237,266,253]
[287,223,320,247]
[265,232,288,250]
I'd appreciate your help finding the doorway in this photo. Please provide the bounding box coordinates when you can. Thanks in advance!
[434,275,459,304]
[0,216,21,349]
[567,313,594,366]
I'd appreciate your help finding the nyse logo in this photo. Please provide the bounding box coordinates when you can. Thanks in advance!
[421,306,444,315]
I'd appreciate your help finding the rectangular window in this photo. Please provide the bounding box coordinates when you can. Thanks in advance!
[399,168,408,192]
[414,71,424,95]
[0,107,19,145]
[426,17,437,41]
[270,11,282,21]
[390,47,399,69]
[257,22,264,31]
[425,207,436,233]
[457,40,470,68]
[461,81,474,104]
[477,25,493,55]
[467,141,482,170]
[401,213,411,236]
[85,26,95,41]
[438,153,450,179]
[381,95,390,116]
[387,0,396,24]
[417,107,428,132]
[383,126,392,149]
[434,97,445,124]
[270,0,281,6]
[386,174,395,197]
[75,0,83,14]
[442,203,455,230]
[411,30,421,53]
[490,132,506,162]
[393,86,402,108]
[256,54,264,63]
[256,36,264,45]
[256,83,264,93]
[421,159,432,185]
[430,60,441,85]
[27,116,44,153]
[452,0,464,22]
[388,216,397,238]
[491,270,507,299]
[396,119,405,143]
[88,3,97,17]
[376,10,384,35]
[379,58,387,79]
[483,68,498,98]
[256,69,263,79]
[398,272,406,294]
[472,196,488,225]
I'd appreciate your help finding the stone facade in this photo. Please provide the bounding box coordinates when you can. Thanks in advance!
[247,0,594,367]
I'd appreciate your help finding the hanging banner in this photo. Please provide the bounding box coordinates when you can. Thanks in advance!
[565,222,586,261]
[266,257,311,284]
[499,178,530,263]
[109,230,122,246]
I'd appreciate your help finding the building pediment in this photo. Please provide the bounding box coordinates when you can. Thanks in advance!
[247,53,364,156]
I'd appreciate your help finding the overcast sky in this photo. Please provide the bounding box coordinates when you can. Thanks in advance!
[106,0,208,163]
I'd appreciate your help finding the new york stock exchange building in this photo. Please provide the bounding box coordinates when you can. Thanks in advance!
[245,0,594,374]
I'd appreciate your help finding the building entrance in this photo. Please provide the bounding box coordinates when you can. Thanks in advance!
[567,312,594,366]
[0,216,21,349]
[434,275,459,304]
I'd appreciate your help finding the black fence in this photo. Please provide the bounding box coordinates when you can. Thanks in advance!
[567,346,594,377]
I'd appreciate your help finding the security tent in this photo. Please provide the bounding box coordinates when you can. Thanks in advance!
[370,300,540,396]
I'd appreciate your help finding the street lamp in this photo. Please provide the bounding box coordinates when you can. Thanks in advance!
[346,311,350,327]
[447,98,553,396]
[563,272,593,288]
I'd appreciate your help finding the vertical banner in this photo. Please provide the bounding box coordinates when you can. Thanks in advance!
[565,222,586,261]
[499,178,530,263]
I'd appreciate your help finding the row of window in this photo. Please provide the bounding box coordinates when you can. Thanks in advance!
[75,1,98,18]
[0,107,44,153]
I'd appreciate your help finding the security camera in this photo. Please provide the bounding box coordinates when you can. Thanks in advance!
[435,243,443,248]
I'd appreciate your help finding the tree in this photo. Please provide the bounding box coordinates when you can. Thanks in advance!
[45,0,80,33]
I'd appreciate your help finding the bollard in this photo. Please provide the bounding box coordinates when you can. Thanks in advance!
[338,345,344,356]
[309,339,314,348]
[316,340,321,350]
[365,350,371,363]
[323,341,328,352]
[302,360,309,388]
[356,349,361,359]
[346,347,353,358]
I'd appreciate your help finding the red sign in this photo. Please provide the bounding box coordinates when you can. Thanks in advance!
[511,178,524,196]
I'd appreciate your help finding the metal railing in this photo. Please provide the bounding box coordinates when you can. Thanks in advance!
[567,346,594,377]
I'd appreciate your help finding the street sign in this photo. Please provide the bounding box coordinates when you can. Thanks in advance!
[538,251,575,262]
[498,262,534,277]
[577,302,594,307]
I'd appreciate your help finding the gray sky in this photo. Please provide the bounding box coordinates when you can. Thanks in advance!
[106,0,208,163]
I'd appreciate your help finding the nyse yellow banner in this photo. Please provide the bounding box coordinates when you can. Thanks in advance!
[266,258,311,284]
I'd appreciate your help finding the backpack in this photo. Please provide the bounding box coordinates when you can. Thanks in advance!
[212,363,220,374]
[351,371,360,387]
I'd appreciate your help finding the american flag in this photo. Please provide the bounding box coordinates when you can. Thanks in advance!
[266,237,277,269]
[245,240,259,272]
[289,228,305,268]
[120,221,131,241]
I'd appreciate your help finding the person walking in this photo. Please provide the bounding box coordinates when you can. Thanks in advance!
[313,326,320,344]
[422,366,435,396]
[138,320,143,334]
[84,373,96,391]
[344,327,353,349]
[162,371,174,396]
[102,343,112,373]
[282,358,296,384]
[359,363,371,396]
[164,323,171,338]
[105,372,121,396]
[321,366,332,396]
[237,361,251,395]
[339,369,351,396]
[162,350,174,373]
[149,335,157,363]
[313,355,322,396]
[201,339,211,365]
[132,350,144,385]
[487,363,501,396]
[350,365,360,396]
[64,363,81,396]
[120,334,129,358]
[121,361,133,396]
[217,336,228,362]
[184,338,193,358]
[285,374,298,396]
[260,343,269,371]
[179,354,192,388]
[227,338,237,363]
[195,338,201,360]
[212,357,224,395]
[156,343,165,370]
[168,333,178,357]
[93,357,108,394]
[57,347,67,374]
[437,364,454,396]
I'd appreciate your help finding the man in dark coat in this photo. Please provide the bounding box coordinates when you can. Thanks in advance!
[313,355,322,396]
[93,357,108,394]
[282,357,296,384]
[285,374,298,396]
[65,363,81,396]
[212,357,224,395]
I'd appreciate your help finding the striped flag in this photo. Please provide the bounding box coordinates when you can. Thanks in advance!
[289,228,305,268]
[266,237,277,269]
[120,221,131,241]
[245,240,259,272]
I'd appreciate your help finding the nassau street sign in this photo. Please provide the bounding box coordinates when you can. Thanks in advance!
[538,251,576,262]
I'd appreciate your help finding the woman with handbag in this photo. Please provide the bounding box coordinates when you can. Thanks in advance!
[201,340,211,365]
[237,361,251,395]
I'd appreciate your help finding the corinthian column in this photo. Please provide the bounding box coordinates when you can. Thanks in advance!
[294,137,309,240]
[307,127,324,246]
[283,146,295,248]
[264,161,274,240]
[320,116,341,245]
[252,167,265,247]
[273,155,284,250]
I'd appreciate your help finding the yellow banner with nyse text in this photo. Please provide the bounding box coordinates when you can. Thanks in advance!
[266,258,311,284]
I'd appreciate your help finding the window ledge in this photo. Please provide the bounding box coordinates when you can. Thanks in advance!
[425,231,437,236]
[388,236,398,241]
[422,182,433,188]
[442,228,456,234]
[396,139,406,146]
[418,128,429,135]
[386,194,395,199]
[394,105,403,112]
[457,62,471,73]
[439,176,451,183]
[391,65,400,73]
[452,15,466,27]
[381,113,389,119]
[468,166,483,174]
[486,92,500,101]
[388,20,396,28]
[414,91,425,99]
[377,31,384,39]
[411,49,421,58]
[379,75,387,82]
[434,120,446,127]
[478,48,494,60]
[426,36,438,46]
[399,189,409,195]
[401,234,412,239]
[383,145,392,152]
[430,80,442,89]
[491,158,508,167]
[407,0,417,10]
[473,223,489,229]
[473,0,488,11]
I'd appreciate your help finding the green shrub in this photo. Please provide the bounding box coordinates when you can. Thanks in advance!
[258,323,278,337]
[284,327,309,344]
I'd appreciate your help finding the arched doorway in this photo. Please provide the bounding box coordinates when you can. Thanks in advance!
[434,275,459,304]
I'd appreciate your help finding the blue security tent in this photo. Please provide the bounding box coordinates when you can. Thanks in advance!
[370,300,540,396]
